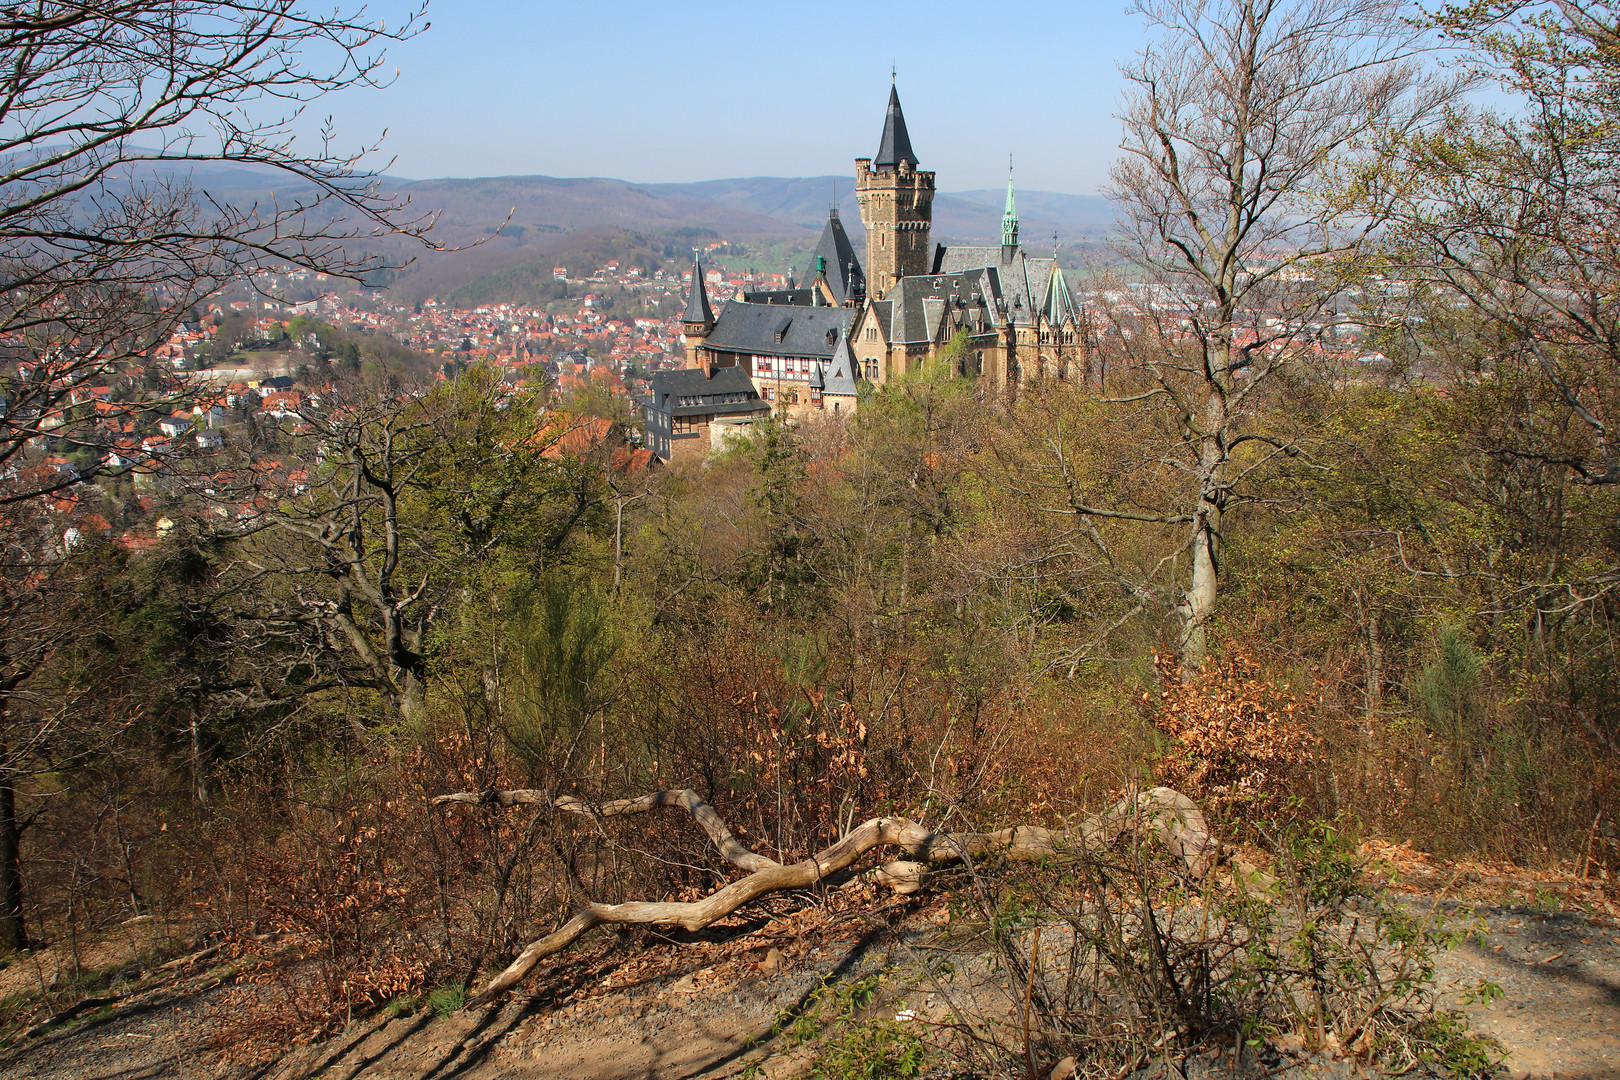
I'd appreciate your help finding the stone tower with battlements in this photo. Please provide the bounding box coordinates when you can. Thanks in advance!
[855,84,934,299]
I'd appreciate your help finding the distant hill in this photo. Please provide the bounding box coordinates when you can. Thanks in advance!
[91,160,1119,303]
[648,176,855,231]
[397,176,806,241]
[651,176,1115,244]
[940,188,1115,243]
[369,174,1116,305]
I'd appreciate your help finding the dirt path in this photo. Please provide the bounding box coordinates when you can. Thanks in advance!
[4,874,1617,1080]
[258,905,896,1080]
[1431,902,1620,1080]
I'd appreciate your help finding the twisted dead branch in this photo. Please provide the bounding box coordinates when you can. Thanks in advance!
[431,786,778,872]
[431,786,1214,1005]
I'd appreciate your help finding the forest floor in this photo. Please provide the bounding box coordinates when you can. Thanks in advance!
[0,849,1615,1080]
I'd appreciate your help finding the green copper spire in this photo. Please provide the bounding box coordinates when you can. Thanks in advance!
[1001,155,1019,249]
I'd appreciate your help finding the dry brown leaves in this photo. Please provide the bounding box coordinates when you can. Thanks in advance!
[1360,838,1620,915]
[1148,650,1319,821]
[206,783,437,1065]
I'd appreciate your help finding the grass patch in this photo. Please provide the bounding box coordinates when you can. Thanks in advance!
[749,971,930,1080]
[427,985,465,1017]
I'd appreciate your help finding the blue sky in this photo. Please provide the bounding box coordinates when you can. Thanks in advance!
[305,1,1146,194]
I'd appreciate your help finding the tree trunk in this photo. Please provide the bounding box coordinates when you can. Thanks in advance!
[434,785,1217,1005]
[1179,410,1226,674]
[0,778,24,953]
[1179,506,1220,674]
[190,714,208,806]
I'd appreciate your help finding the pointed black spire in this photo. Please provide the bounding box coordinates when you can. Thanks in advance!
[806,208,864,305]
[874,84,918,170]
[682,253,713,326]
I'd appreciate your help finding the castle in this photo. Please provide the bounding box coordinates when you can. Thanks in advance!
[647,84,1089,458]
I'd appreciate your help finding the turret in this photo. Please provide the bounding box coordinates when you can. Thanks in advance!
[682,253,714,371]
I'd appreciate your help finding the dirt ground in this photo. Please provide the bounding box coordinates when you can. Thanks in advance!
[1,854,1615,1080]
[1367,840,1620,1080]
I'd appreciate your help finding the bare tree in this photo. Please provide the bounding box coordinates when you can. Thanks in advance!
[0,1,434,511]
[1385,2,1620,488]
[0,1,435,953]
[1106,0,1456,670]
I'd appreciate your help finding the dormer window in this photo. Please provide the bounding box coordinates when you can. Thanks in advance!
[826,328,838,345]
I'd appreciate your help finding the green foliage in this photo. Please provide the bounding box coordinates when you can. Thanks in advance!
[384,993,420,1018]
[739,414,819,613]
[427,985,465,1017]
[1411,1009,1505,1080]
[503,575,622,784]
[762,973,928,1080]
[809,1018,927,1080]
[1417,626,1486,773]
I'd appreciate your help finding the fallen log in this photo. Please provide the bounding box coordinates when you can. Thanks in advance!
[432,785,1214,1005]
[431,786,777,872]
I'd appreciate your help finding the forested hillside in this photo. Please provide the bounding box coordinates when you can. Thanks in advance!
[2,2,1618,1077]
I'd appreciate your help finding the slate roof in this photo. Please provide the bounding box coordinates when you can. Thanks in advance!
[742,288,816,306]
[647,365,769,418]
[865,299,894,341]
[883,268,1003,344]
[930,245,1066,326]
[820,334,861,396]
[702,300,855,360]
[682,254,713,325]
[803,210,864,305]
[874,85,919,170]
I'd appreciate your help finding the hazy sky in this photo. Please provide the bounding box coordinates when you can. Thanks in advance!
[306,1,1145,194]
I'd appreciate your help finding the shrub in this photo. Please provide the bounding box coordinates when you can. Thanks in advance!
[1148,650,1319,823]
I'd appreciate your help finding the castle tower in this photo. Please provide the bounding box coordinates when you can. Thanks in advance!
[855,83,934,299]
[682,252,715,372]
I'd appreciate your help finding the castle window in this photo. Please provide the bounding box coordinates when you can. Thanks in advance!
[811,387,822,406]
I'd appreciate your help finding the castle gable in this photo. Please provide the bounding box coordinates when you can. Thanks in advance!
[884,269,1001,344]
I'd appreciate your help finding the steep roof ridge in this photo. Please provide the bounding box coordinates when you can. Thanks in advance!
[874,84,919,170]
[1044,261,1082,325]
[824,332,860,395]
[807,208,864,304]
[682,253,713,325]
